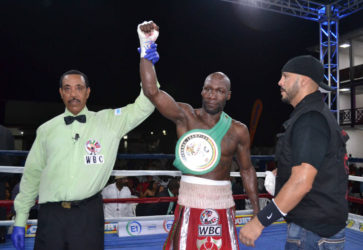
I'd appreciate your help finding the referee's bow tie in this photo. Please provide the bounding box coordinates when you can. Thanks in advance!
[64,115,86,125]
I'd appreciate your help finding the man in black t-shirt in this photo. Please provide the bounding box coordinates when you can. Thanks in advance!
[239,55,349,250]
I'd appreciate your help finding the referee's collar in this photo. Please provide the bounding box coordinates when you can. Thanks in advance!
[64,106,89,117]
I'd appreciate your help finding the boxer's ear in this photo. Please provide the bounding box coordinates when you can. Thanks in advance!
[226,91,231,101]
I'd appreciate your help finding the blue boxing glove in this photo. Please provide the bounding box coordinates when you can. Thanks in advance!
[138,43,159,65]
[11,226,25,250]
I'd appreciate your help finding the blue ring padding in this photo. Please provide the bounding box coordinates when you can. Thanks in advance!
[1,225,362,250]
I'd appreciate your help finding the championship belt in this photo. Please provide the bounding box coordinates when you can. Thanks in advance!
[173,112,232,175]
[174,130,220,175]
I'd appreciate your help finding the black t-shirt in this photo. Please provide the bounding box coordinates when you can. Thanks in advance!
[289,112,343,236]
[291,111,330,169]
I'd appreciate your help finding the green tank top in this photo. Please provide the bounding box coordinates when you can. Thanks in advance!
[173,112,232,175]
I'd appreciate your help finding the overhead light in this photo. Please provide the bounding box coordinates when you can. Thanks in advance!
[150,131,154,135]
[123,135,128,140]
[162,130,167,136]
[339,43,350,48]
[340,88,350,92]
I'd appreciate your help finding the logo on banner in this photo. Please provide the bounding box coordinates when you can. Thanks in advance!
[347,219,355,228]
[26,225,37,237]
[198,209,221,236]
[235,215,252,226]
[163,219,174,232]
[84,139,104,165]
[197,236,222,250]
[126,221,142,236]
[104,222,118,234]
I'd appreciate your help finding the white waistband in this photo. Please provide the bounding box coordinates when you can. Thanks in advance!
[181,175,231,186]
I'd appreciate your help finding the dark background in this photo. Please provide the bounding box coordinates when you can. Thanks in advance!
[1,0,362,150]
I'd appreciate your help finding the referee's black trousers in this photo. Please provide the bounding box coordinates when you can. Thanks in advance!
[34,193,104,250]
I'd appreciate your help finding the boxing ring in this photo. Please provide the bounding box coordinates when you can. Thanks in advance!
[0,151,362,249]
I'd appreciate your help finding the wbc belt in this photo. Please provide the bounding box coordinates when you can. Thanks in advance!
[174,130,220,175]
[173,112,232,175]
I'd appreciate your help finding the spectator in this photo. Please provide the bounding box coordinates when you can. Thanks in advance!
[159,176,170,189]
[144,178,180,216]
[136,180,163,216]
[126,177,139,196]
[102,176,134,218]
[140,180,162,198]
[135,176,153,197]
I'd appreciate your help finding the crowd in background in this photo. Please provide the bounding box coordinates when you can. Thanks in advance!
[102,174,180,218]
[348,163,363,215]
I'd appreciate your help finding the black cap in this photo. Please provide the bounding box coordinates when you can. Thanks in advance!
[282,55,334,91]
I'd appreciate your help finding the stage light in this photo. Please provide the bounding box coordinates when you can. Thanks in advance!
[340,88,350,92]
[339,43,350,48]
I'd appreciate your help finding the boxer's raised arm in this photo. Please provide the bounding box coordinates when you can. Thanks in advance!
[138,21,186,124]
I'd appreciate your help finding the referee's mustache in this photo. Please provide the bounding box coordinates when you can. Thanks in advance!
[68,98,81,104]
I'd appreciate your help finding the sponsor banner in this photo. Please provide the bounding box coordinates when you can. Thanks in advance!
[25,224,37,237]
[118,219,172,237]
[347,213,363,232]
[24,221,120,237]
[235,214,253,227]
[163,219,174,233]
[24,211,362,238]
[104,221,118,234]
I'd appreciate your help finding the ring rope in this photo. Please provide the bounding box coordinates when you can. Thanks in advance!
[0,150,280,161]
[1,193,362,208]
[0,166,362,182]
[0,166,267,177]
[0,210,258,226]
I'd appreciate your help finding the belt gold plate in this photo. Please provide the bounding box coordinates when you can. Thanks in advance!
[61,201,71,209]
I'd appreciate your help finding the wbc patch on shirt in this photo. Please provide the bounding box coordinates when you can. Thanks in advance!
[114,108,122,116]
[84,139,105,165]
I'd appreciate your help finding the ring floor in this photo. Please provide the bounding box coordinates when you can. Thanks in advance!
[1,224,362,249]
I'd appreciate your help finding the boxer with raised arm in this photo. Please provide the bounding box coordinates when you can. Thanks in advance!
[138,21,259,250]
